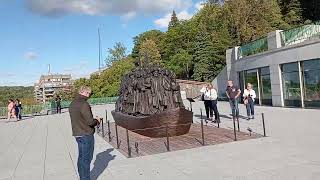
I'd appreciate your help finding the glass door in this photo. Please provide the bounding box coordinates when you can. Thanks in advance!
[281,62,302,107]
[244,69,260,104]
[259,67,272,106]
[302,59,320,108]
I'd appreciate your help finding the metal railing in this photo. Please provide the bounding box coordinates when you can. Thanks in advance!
[0,97,118,118]
[239,37,268,58]
[280,21,320,46]
[97,108,267,158]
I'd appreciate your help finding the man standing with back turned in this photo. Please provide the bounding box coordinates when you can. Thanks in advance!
[69,86,101,180]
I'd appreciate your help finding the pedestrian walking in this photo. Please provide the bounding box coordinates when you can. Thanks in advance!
[69,86,101,180]
[200,83,220,123]
[7,99,16,121]
[15,99,22,120]
[55,95,61,114]
[243,83,256,120]
[226,80,241,119]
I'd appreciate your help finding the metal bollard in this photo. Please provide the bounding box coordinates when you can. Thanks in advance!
[237,117,240,132]
[126,128,131,158]
[115,123,120,149]
[201,118,205,146]
[101,118,105,137]
[165,125,170,151]
[262,113,266,137]
[233,117,237,141]
[135,142,139,154]
[107,120,111,142]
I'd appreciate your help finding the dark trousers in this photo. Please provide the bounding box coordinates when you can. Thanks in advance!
[229,98,239,118]
[15,107,22,120]
[76,134,94,180]
[56,105,61,114]
[246,98,255,117]
[204,100,220,120]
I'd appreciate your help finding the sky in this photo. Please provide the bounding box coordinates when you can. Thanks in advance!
[0,0,205,86]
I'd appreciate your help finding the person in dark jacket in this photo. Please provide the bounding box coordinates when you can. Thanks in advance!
[55,95,61,114]
[15,99,22,120]
[69,86,101,180]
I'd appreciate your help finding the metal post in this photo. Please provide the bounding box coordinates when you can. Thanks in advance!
[126,128,131,158]
[262,113,266,137]
[107,120,111,142]
[190,101,193,112]
[101,118,105,137]
[166,125,170,151]
[201,119,205,146]
[237,118,240,132]
[233,117,237,141]
[200,108,203,120]
[115,123,120,149]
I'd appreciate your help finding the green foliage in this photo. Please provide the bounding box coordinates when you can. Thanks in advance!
[165,49,192,79]
[105,42,127,67]
[168,10,179,29]
[223,0,288,44]
[139,39,162,66]
[131,30,164,59]
[73,57,135,98]
[192,27,216,81]
[299,0,320,22]
[0,86,37,107]
[278,0,303,26]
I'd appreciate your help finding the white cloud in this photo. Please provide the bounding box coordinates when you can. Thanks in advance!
[121,11,137,21]
[26,0,192,18]
[154,10,193,28]
[195,1,205,10]
[62,60,95,79]
[24,51,38,60]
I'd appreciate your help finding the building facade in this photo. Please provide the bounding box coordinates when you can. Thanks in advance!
[34,74,72,103]
[213,23,320,108]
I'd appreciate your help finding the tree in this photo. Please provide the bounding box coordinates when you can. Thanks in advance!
[139,39,162,66]
[131,30,164,59]
[300,0,320,22]
[105,42,127,67]
[223,0,288,44]
[168,10,179,29]
[278,0,303,26]
[192,25,216,81]
[166,49,192,79]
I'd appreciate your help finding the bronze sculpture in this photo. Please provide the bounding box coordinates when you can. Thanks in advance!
[112,64,193,138]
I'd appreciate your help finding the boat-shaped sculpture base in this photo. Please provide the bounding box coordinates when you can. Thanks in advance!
[111,108,193,138]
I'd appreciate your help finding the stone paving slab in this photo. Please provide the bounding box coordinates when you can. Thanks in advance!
[0,101,320,180]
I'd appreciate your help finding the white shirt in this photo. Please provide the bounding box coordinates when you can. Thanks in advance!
[243,89,256,101]
[200,87,218,100]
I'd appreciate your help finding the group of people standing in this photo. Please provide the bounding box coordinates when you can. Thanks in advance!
[7,99,22,121]
[200,80,256,122]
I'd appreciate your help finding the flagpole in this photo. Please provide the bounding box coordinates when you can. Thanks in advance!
[98,28,101,71]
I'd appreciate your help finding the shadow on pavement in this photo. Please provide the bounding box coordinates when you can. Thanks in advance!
[90,148,116,180]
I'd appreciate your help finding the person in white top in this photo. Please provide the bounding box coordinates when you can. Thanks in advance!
[243,83,256,120]
[200,83,220,123]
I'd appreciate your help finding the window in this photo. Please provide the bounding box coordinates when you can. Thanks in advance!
[302,59,320,108]
[281,62,302,107]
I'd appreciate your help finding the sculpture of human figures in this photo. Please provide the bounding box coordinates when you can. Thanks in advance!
[116,65,185,116]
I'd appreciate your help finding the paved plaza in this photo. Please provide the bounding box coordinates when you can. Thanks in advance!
[0,101,320,180]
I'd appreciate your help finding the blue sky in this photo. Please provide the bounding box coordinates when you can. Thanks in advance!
[0,0,204,86]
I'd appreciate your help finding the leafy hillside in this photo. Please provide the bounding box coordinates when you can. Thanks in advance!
[0,86,36,107]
